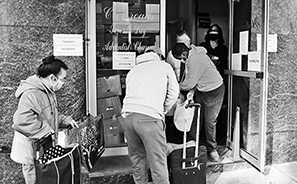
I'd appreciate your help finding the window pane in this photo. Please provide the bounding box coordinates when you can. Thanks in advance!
[96,0,160,148]
[232,76,260,158]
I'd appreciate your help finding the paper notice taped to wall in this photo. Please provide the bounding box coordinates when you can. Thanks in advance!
[232,53,242,70]
[257,34,278,52]
[53,34,83,56]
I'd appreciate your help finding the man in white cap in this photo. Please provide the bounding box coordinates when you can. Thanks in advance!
[166,30,193,82]
[121,46,179,184]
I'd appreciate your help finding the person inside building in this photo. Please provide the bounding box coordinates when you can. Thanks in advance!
[199,24,229,145]
[199,24,228,78]
[10,55,78,184]
[171,42,225,162]
[166,30,193,82]
[120,46,179,184]
[165,30,198,144]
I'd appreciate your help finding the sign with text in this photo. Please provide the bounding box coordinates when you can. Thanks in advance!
[257,34,278,52]
[248,52,261,71]
[112,52,136,70]
[53,34,83,56]
[198,18,211,28]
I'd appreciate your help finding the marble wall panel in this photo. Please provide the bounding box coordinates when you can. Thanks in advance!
[265,0,297,164]
[266,34,297,164]
[235,0,297,165]
[0,0,86,183]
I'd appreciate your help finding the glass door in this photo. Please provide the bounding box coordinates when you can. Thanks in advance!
[226,0,268,172]
[86,0,166,156]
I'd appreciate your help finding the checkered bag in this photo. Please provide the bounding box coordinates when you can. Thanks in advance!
[53,113,105,172]
[79,113,105,171]
[37,145,66,164]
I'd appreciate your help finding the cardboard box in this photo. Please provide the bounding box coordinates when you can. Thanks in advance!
[103,116,126,148]
[97,75,122,99]
[97,96,122,119]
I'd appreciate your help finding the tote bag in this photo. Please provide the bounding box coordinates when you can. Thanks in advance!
[35,143,81,184]
[173,99,195,132]
[57,114,105,172]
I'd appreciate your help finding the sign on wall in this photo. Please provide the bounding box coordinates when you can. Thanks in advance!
[198,18,211,28]
[112,52,136,70]
[239,31,249,55]
[257,34,278,52]
[53,34,83,56]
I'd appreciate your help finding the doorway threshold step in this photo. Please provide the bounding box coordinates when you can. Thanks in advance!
[206,145,252,173]
[88,155,134,184]
[85,146,251,184]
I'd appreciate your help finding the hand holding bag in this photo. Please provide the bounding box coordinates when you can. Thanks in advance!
[173,99,195,132]
[79,114,105,171]
[55,114,105,172]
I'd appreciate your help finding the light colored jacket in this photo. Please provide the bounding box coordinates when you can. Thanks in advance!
[166,50,183,81]
[180,46,223,92]
[10,75,73,164]
[122,52,179,119]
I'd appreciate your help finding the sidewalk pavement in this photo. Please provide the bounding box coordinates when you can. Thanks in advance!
[207,161,297,184]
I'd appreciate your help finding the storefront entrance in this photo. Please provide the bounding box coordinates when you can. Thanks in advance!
[86,0,165,156]
[226,0,269,172]
[86,0,269,172]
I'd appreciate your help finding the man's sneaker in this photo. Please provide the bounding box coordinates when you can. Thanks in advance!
[209,150,220,162]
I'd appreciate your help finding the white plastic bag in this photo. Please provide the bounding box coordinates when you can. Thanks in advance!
[173,99,195,132]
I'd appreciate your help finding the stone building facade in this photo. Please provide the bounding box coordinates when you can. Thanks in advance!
[1,0,297,183]
[0,1,86,183]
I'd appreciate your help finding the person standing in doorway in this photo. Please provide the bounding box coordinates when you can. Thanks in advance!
[10,55,78,184]
[172,42,225,162]
[199,24,228,78]
[121,46,179,184]
[165,30,201,144]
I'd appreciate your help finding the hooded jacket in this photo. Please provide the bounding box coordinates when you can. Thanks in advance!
[10,75,73,164]
[180,46,223,92]
[122,52,179,119]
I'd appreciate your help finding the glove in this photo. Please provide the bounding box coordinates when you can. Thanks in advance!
[187,89,195,101]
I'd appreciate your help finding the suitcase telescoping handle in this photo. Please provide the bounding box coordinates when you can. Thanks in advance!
[182,103,201,169]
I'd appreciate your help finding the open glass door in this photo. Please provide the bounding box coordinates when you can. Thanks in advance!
[226,0,268,172]
[86,0,166,156]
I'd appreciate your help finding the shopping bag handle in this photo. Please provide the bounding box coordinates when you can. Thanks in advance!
[185,102,201,108]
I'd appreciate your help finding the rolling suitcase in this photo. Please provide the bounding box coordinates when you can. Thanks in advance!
[168,103,207,184]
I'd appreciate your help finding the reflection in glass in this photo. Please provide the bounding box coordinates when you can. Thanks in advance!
[95,0,160,148]
[96,0,160,70]
[232,76,260,158]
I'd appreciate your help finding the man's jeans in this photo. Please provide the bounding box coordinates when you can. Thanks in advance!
[22,163,36,184]
[121,113,169,184]
[191,84,225,152]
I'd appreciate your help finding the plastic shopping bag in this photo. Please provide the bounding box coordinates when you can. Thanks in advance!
[173,99,195,132]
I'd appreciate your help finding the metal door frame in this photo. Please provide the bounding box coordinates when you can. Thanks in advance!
[226,0,269,172]
[85,0,166,156]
